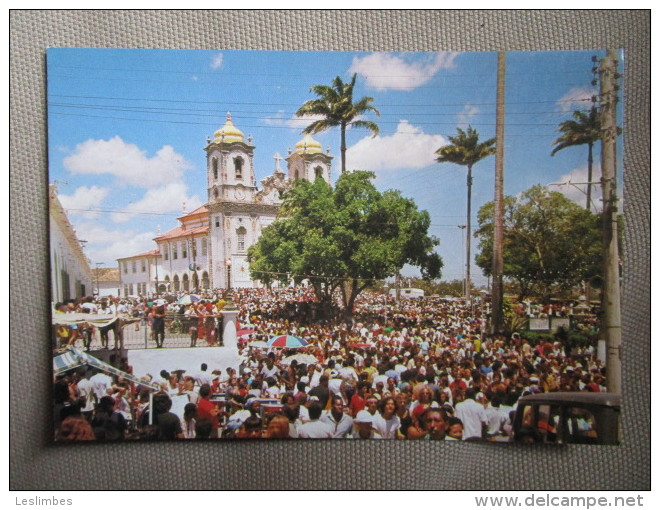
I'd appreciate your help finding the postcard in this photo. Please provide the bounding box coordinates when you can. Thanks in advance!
[48,48,623,443]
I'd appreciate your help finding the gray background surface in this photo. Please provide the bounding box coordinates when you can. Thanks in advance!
[9,10,650,490]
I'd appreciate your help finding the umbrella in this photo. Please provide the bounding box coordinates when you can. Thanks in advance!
[349,343,373,349]
[177,294,200,305]
[248,340,268,349]
[53,347,159,391]
[266,335,309,348]
[281,353,318,366]
[237,328,256,337]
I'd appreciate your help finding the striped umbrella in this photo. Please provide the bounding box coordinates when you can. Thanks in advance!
[53,347,159,390]
[266,335,309,348]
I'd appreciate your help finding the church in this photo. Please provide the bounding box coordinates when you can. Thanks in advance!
[117,113,333,296]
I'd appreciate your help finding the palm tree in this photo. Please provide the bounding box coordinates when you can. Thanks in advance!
[296,73,380,174]
[435,126,496,301]
[551,107,601,211]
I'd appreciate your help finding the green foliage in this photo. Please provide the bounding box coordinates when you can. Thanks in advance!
[475,185,603,302]
[248,171,443,318]
[296,73,380,174]
[435,125,496,169]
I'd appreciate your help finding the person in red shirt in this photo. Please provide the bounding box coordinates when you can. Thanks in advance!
[349,381,371,417]
[196,384,223,438]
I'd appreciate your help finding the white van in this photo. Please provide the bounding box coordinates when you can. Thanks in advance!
[389,288,425,299]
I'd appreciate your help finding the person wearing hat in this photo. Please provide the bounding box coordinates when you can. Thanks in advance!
[353,410,380,439]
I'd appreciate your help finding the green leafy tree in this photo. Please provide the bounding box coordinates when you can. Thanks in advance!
[296,73,380,174]
[435,126,496,299]
[248,171,442,319]
[551,107,601,210]
[475,185,602,302]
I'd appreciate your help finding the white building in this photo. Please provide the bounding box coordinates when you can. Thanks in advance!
[49,185,93,302]
[92,267,121,298]
[117,113,333,295]
[117,249,161,297]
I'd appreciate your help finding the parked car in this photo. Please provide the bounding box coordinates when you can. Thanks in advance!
[512,392,621,445]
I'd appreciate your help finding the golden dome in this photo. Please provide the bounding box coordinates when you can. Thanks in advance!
[213,112,245,143]
[294,133,322,154]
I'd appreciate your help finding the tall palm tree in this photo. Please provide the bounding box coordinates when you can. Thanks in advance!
[551,107,601,211]
[436,126,496,301]
[296,73,380,174]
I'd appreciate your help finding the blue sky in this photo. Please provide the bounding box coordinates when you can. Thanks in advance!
[47,48,623,286]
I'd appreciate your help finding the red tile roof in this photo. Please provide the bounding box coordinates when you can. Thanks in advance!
[177,205,208,221]
[153,224,208,242]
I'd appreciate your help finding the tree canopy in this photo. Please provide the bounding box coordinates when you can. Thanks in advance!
[248,171,442,318]
[474,185,603,302]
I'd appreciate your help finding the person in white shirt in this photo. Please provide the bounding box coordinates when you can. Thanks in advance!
[454,388,487,440]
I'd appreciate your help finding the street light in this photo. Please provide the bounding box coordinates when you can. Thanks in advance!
[225,258,232,290]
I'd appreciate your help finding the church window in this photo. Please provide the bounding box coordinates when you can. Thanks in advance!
[234,157,243,179]
[172,243,178,260]
[237,227,247,253]
[201,238,208,256]
[315,166,323,180]
[212,158,218,180]
[213,188,219,199]
[191,239,197,258]
[201,271,209,289]
[182,241,187,259]
[215,216,220,228]
[294,169,299,180]
[164,246,168,261]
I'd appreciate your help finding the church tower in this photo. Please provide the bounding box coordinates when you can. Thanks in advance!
[286,133,333,184]
[205,112,257,203]
[205,113,279,289]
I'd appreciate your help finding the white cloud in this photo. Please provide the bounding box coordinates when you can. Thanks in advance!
[111,182,203,223]
[346,120,447,172]
[557,87,597,113]
[552,163,603,212]
[457,103,481,129]
[58,186,110,219]
[63,137,193,188]
[69,222,158,265]
[211,53,224,69]
[348,52,460,91]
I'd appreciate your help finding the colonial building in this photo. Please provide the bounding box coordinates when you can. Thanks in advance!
[92,267,121,297]
[117,113,332,295]
[49,185,93,302]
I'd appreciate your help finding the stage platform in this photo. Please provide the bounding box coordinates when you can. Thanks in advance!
[126,346,241,382]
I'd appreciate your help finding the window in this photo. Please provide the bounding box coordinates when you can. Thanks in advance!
[172,244,178,259]
[212,158,218,180]
[128,283,134,295]
[315,166,323,180]
[182,273,189,292]
[173,274,180,291]
[191,239,197,258]
[164,245,169,261]
[237,226,247,253]
[123,262,128,274]
[141,259,146,272]
[182,241,187,259]
[234,157,243,179]
[202,271,209,289]
[132,260,136,273]
[214,188,219,199]
[201,238,208,256]
[215,216,221,228]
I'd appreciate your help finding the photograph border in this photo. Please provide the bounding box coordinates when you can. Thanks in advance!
[9,9,650,491]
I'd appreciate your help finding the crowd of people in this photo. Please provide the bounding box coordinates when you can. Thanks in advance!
[53,287,605,442]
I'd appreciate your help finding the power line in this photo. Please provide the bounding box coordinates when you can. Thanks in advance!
[49,92,595,109]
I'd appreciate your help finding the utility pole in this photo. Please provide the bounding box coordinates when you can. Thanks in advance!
[599,50,622,394]
[491,51,506,335]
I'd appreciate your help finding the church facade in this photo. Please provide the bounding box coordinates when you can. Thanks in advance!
[117,114,332,295]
